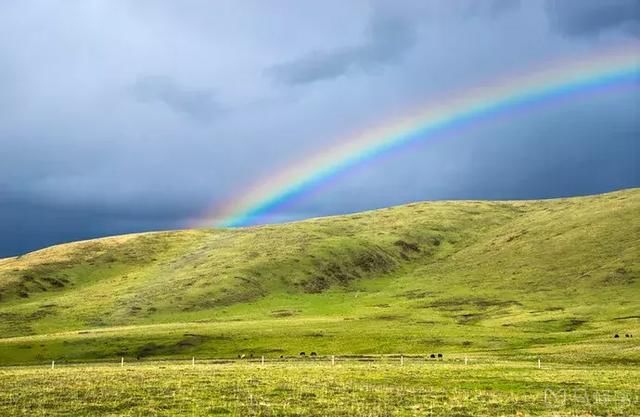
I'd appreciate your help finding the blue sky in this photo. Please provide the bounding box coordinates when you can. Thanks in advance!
[0,0,638,256]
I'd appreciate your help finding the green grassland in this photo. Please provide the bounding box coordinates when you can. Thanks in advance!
[1,360,639,416]
[0,188,638,368]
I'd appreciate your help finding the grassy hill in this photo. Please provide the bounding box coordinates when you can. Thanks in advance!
[0,188,638,365]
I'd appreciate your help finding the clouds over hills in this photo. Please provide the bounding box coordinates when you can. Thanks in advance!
[0,1,638,256]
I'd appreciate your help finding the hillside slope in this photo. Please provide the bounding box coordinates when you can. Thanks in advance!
[0,189,638,365]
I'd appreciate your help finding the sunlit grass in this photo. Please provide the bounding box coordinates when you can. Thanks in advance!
[1,359,638,416]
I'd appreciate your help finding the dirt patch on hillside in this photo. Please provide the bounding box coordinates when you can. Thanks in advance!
[427,297,521,311]
[271,309,299,318]
[394,240,420,253]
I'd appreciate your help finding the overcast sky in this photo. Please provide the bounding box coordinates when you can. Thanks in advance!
[1,0,639,257]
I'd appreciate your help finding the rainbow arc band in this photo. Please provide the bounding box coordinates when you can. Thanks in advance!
[206,44,639,228]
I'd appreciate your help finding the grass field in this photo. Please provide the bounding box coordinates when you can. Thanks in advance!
[0,189,638,415]
[1,359,638,416]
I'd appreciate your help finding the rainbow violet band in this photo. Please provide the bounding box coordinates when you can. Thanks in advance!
[207,43,639,228]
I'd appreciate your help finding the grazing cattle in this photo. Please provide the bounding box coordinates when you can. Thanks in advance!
[614,334,620,338]
[240,354,246,359]
[437,353,443,359]
[280,355,284,359]
[310,352,317,357]
[429,354,436,359]
[300,352,306,356]
[626,334,630,338]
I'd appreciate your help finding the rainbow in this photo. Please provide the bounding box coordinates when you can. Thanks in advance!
[208,44,639,228]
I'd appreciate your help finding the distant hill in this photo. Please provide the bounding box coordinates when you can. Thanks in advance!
[0,188,638,365]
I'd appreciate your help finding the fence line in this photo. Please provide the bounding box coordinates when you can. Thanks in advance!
[9,354,561,370]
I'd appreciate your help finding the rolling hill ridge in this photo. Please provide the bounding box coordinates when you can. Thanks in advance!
[0,188,638,365]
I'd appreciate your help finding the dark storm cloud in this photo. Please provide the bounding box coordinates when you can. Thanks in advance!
[131,75,221,121]
[267,0,523,86]
[267,11,417,85]
[0,1,638,257]
[0,198,184,257]
[545,0,640,37]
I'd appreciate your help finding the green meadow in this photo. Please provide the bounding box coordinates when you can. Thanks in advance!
[1,360,639,416]
[0,189,638,415]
